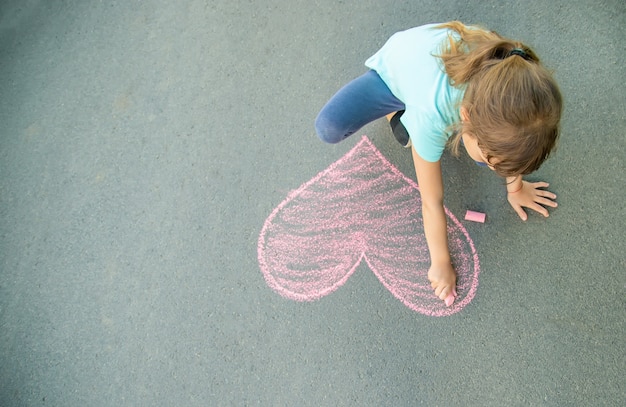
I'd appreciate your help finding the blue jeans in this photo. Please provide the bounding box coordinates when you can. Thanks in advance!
[315,70,406,144]
[316,71,487,167]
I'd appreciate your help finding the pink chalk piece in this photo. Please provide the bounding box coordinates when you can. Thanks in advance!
[465,210,486,223]
[258,136,480,317]
[444,293,455,307]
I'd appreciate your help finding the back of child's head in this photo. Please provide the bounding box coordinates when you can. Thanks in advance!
[438,21,563,177]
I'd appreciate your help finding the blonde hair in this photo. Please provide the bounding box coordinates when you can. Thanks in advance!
[438,21,563,177]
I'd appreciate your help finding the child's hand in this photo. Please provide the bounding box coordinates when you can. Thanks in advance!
[507,180,557,221]
[428,262,457,304]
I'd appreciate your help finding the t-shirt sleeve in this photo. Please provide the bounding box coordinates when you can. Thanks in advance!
[365,24,462,162]
[400,108,448,162]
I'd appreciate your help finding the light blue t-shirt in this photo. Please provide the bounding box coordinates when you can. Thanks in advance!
[365,23,464,162]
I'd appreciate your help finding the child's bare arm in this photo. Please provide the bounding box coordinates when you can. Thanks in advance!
[506,176,558,221]
[411,147,456,301]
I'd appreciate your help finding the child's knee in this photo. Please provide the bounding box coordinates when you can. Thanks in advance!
[315,115,345,144]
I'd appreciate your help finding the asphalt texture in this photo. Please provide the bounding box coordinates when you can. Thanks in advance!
[1,1,624,406]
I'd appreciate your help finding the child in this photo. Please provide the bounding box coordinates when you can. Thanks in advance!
[315,22,563,305]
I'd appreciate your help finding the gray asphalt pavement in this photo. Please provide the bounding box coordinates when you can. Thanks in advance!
[1,0,624,406]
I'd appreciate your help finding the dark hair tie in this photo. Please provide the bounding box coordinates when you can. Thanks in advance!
[508,48,531,60]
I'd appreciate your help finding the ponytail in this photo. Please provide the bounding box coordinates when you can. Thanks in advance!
[436,21,540,86]
[437,21,563,177]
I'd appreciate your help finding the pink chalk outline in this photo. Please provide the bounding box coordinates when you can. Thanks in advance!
[258,136,480,316]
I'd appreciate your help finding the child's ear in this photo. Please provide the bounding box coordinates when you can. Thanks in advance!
[460,106,470,122]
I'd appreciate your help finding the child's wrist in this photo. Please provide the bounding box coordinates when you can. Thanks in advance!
[506,176,523,194]
[507,182,523,194]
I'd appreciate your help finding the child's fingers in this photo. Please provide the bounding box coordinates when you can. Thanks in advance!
[531,181,550,189]
[434,284,446,299]
[439,289,449,300]
[538,190,557,200]
[528,202,550,217]
[513,204,528,221]
[535,196,558,208]
[437,286,453,300]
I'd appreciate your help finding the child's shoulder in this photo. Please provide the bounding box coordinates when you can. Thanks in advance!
[386,23,456,53]
[395,23,449,37]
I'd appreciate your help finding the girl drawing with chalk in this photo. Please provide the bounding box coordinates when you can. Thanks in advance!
[315,22,562,306]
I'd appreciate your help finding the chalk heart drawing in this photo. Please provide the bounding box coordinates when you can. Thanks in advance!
[258,136,480,317]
